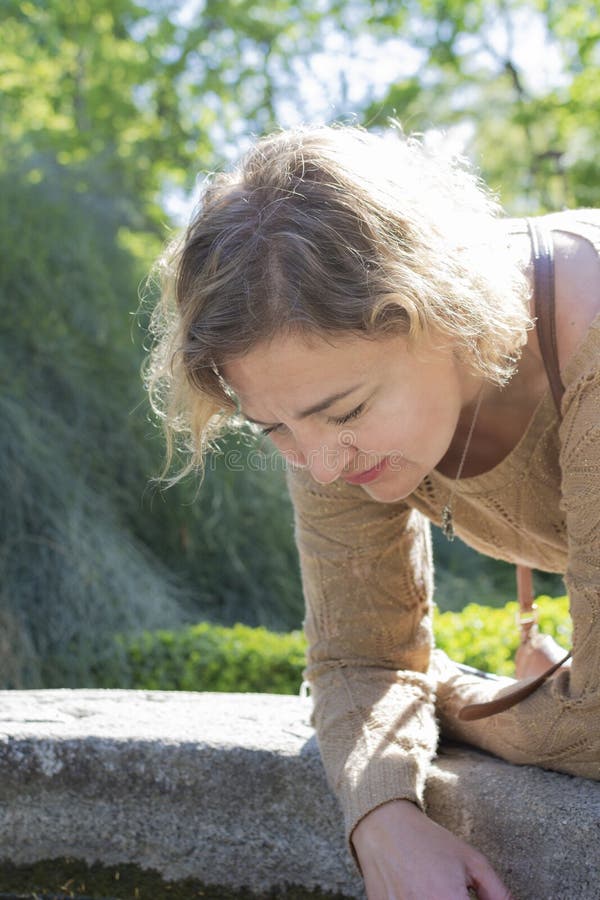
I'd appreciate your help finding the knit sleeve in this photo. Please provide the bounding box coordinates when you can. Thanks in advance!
[285,465,439,844]
[558,365,600,703]
[433,364,600,780]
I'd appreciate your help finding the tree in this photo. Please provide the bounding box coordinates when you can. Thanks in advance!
[0,0,340,220]
[3,0,598,215]
[363,0,600,211]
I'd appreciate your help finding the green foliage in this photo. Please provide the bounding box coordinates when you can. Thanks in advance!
[0,0,345,214]
[0,159,304,688]
[99,622,308,694]
[94,595,572,692]
[363,0,600,213]
[139,432,305,632]
[434,595,572,676]
[0,160,190,688]
[0,0,207,217]
[2,0,598,215]
[431,529,565,611]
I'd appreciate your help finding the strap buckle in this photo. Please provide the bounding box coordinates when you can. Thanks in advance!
[516,602,538,632]
[516,603,538,626]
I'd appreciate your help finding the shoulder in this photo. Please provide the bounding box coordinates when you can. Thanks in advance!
[510,210,600,375]
[544,210,600,375]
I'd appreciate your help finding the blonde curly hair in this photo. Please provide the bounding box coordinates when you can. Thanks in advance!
[146,124,532,482]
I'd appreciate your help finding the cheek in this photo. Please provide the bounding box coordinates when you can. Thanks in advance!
[351,420,404,453]
[356,401,441,456]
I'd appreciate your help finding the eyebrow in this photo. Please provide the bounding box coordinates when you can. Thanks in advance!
[243,384,366,427]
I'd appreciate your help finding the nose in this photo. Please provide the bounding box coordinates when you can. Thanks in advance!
[292,434,357,484]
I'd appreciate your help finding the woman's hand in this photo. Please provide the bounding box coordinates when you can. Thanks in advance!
[351,799,513,900]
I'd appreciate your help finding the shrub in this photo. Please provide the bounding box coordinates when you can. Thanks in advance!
[433,595,572,676]
[99,622,308,694]
[96,595,572,692]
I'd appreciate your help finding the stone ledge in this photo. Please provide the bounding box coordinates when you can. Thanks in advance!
[0,690,598,899]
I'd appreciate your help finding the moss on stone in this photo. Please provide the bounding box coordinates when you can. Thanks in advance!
[0,858,355,900]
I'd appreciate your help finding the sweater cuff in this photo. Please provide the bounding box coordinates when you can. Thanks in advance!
[341,755,427,869]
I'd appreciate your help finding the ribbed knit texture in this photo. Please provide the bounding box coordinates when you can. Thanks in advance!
[285,211,600,846]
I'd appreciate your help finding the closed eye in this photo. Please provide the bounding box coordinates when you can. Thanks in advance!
[258,402,367,437]
[328,402,366,426]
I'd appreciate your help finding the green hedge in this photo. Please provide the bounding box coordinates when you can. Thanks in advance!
[433,595,571,676]
[97,595,571,693]
[100,622,308,694]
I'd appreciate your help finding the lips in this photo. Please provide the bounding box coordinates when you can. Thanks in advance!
[341,457,388,485]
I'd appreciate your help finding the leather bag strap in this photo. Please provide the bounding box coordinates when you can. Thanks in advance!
[458,650,572,721]
[516,564,536,625]
[517,219,566,620]
[527,217,565,416]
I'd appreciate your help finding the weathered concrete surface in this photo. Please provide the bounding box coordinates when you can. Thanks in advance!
[0,690,598,899]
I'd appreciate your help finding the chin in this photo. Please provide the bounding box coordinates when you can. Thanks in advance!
[361,471,424,503]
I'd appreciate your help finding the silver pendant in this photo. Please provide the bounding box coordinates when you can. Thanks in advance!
[441,504,455,541]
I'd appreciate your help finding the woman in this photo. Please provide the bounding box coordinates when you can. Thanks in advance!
[147,125,600,899]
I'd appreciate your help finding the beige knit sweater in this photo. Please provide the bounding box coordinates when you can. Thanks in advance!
[285,211,600,844]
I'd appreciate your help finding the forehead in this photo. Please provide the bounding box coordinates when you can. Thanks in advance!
[221,335,382,394]
[220,331,395,414]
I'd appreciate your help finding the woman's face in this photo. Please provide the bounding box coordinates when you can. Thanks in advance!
[221,329,480,503]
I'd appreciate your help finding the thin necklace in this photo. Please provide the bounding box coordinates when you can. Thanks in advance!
[441,386,485,542]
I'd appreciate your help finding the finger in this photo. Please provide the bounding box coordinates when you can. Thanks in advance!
[467,854,514,900]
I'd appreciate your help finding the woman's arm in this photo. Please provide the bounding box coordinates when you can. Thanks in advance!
[285,464,437,839]
[286,465,513,899]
